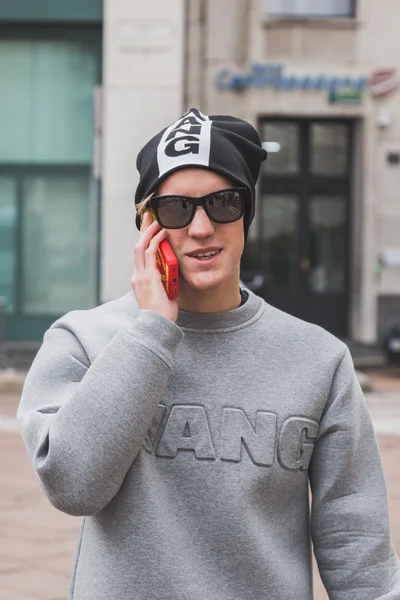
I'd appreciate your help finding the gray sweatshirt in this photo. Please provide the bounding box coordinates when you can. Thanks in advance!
[17,291,400,600]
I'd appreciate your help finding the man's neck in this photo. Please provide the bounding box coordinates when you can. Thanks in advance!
[177,281,242,313]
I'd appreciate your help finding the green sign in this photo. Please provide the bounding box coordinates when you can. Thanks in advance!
[328,89,363,105]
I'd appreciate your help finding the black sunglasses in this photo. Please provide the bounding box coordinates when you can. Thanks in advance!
[147,187,247,230]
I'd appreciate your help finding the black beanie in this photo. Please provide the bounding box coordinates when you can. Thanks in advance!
[134,108,267,239]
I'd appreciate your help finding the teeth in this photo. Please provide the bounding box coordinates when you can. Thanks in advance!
[192,250,219,258]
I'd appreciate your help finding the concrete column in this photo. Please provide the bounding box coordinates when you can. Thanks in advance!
[357,113,380,342]
[101,0,184,302]
[185,0,205,111]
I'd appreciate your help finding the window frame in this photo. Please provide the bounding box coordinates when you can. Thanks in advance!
[265,0,357,19]
[0,0,103,23]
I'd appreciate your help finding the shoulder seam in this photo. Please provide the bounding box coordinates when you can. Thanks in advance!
[320,346,349,422]
[50,321,91,368]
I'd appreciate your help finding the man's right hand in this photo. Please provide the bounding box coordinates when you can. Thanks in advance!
[131,212,179,322]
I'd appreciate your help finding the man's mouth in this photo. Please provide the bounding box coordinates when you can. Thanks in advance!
[186,248,223,261]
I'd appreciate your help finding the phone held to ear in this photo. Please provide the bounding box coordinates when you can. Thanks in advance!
[142,210,179,300]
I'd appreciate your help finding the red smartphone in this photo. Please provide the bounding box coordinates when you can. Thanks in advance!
[142,210,179,300]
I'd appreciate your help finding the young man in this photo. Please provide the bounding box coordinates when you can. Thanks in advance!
[18,109,400,600]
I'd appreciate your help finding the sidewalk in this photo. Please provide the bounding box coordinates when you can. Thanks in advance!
[0,430,80,600]
[1,382,399,600]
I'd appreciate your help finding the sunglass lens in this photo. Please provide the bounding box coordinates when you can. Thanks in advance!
[156,197,192,229]
[206,190,245,223]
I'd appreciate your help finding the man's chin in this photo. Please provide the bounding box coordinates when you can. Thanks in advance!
[179,272,223,293]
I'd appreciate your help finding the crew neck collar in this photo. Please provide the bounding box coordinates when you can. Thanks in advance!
[176,289,264,332]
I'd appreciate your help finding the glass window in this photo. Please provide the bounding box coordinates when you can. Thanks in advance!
[21,175,96,315]
[311,123,349,175]
[0,177,17,313]
[0,40,98,163]
[261,195,299,293]
[266,0,353,17]
[261,122,300,176]
[308,196,346,294]
[0,33,100,333]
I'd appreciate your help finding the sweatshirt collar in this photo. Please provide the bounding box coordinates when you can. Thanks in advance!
[176,289,264,332]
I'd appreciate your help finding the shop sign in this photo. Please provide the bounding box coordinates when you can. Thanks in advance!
[216,64,369,96]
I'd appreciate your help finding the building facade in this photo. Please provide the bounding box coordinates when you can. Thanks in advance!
[185,0,400,343]
[0,0,185,345]
[0,0,399,346]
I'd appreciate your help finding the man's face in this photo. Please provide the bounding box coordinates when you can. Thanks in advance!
[156,168,245,293]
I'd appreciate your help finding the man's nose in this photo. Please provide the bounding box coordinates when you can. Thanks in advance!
[188,206,215,237]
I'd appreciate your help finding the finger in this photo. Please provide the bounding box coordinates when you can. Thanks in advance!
[135,219,161,271]
[145,228,168,270]
[140,217,161,245]
[140,212,157,233]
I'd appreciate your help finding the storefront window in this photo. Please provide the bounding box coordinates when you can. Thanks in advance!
[261,195,299,293]
[0,177,17,313]
[22,175,95,315]
[0,34,99,329]
[308,196,346,294]
[311,123,349,176]
[0,39,96,163]
[261,122,300,176]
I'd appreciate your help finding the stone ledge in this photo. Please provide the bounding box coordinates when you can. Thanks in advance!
[263,17,361,30]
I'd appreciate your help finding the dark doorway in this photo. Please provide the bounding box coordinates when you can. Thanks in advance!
[241,118,353,337]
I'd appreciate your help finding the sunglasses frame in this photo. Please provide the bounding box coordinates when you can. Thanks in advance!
[148,187,248,230]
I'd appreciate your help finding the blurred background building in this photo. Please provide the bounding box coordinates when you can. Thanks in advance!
[0,0,399,354]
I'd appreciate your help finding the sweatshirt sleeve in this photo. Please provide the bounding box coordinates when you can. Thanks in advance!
[17,309,184,517]
[309,347,400,600]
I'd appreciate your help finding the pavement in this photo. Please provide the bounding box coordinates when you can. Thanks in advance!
[0,371,399,600]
